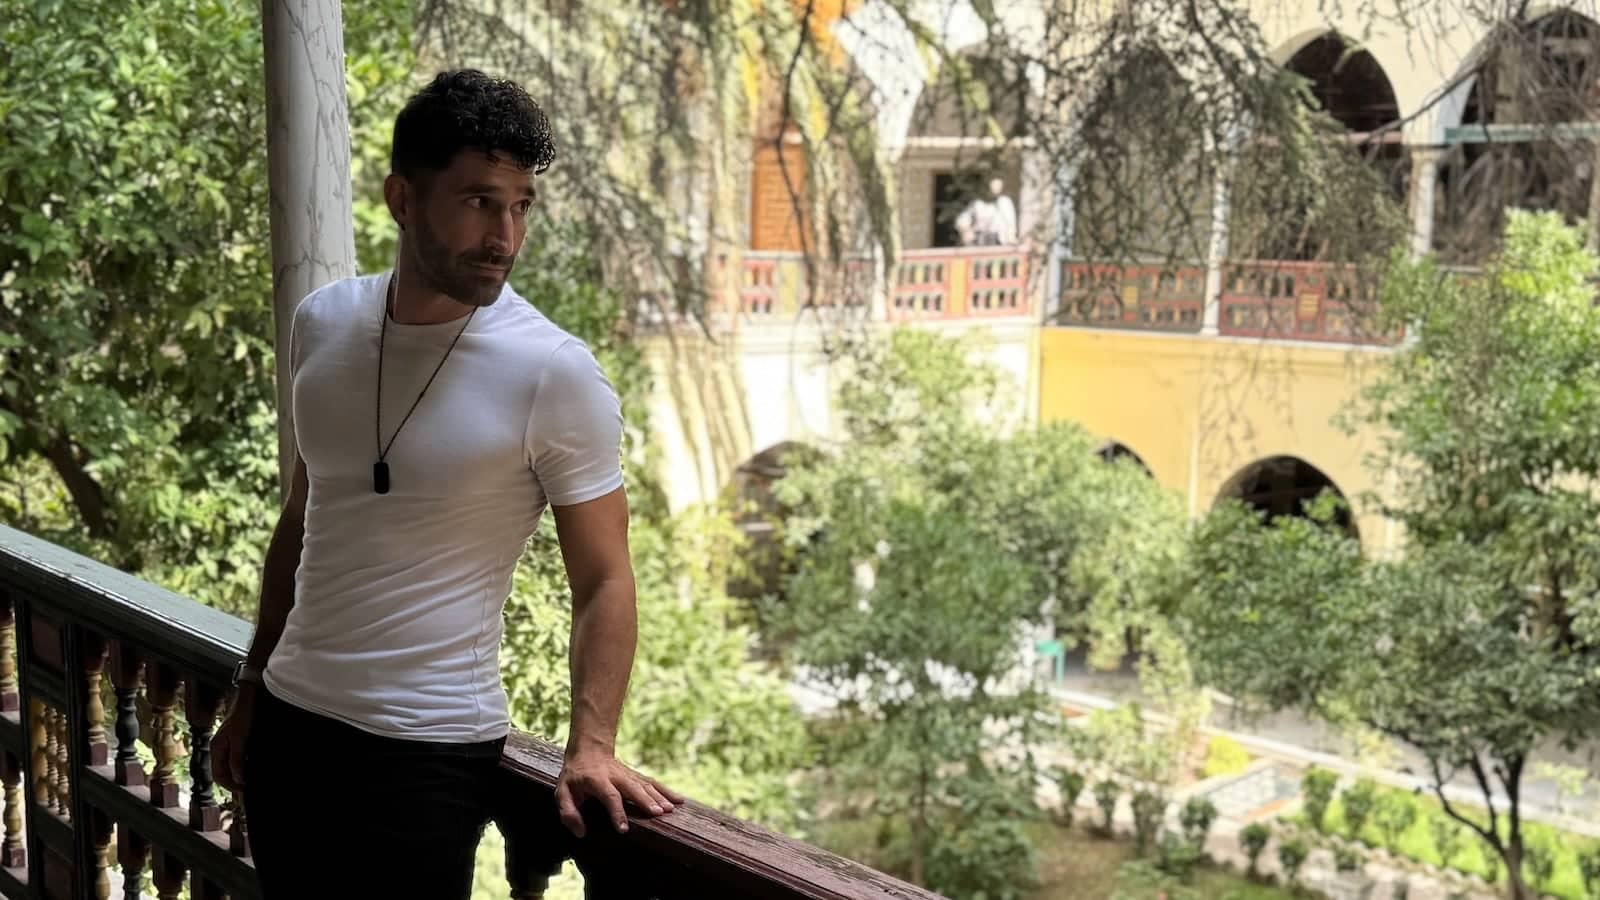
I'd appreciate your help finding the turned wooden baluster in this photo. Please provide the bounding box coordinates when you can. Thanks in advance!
[0,751,22,868]
[147,665,180,808]
[228,790,250,858]
[82,634,109,767]
[185,680,222,831]
[117,825,149,900]
[42,706,61,814]
[108,643,145,787]
[51,709,69,818]
[0,596,19,713]
[29,698,50,811]
[89,808,113,900]
[151,846,185,900]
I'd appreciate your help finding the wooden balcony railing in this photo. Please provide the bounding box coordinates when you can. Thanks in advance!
[889,248,1031,322]
[1056,262,1206,333]
[716,252,872,321]
[1219,261,1403,346]
[0,524,940,900]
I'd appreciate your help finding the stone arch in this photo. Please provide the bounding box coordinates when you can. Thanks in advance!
[1283,32,1402,135]
[724,441,822,601]
[1434,8,1600,259]
[1215,454,1359,539]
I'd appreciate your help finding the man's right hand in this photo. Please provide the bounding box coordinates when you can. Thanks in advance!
[212,684,256,792]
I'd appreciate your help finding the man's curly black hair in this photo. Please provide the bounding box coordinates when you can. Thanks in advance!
[391,69,557,185]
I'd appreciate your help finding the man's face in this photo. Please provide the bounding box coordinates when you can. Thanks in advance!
[408,150,537,307]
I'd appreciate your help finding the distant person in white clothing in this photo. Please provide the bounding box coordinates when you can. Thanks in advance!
[211,69,682,899]
[955,177,1018,246]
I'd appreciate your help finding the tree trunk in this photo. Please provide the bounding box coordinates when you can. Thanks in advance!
[1504,839,1532,900]
[43,432,113,540]
[910,758,928,886]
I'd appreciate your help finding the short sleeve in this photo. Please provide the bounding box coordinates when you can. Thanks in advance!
[525,339,625,507]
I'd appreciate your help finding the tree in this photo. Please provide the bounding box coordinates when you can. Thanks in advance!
[1182,212,1600,900]
[766,328,1190,895]
[0,0,412,614]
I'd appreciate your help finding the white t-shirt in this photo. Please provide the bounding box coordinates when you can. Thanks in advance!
[263,272,624,743]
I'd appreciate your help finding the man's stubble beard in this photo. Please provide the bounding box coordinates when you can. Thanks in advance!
[410,217,516,308]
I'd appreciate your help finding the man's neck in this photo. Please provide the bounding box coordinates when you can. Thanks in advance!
[388,261,475,325]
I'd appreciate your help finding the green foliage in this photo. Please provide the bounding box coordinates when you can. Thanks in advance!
[1240,823,1272,877]
[0,0,413,615]
[922,776,1042,900]
[1131,789,1168,854]
[1431,816,1465,869]
[1334,846,1364,873]
[1527,838,1559,895]
[1375,791,1418,852]
[1186,215,1600,900]
[1203,736,1251,779]
[1071,704,1183,788]
[1341,779,1378,844]
[1578,846,1600,900]
[1055,767,1087,827]
[1096,781,1122,835]
[1276,839,1308,885]
[1157,830,1205,883]
[769,329,1192,894]
[1315,782,1597,900]
[1301,768,1338,834]
[1180,797,1219,851]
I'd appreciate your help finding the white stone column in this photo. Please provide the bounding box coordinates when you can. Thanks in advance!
[262,0,357,498]
[1408,145,1444,259]
[1201,158,1234,337]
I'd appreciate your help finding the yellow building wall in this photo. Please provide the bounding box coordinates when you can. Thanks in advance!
[1038,328,1402,552]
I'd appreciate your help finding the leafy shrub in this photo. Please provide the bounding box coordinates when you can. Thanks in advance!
[1342,778,1379,843]
[1054,767,1086,827]
[1302,767,1338,833]
[1241,823,1272,878]
[1157,830,1203,883]
[1180,796,1219,851]
[1525,838,1557,895]
[1578,846,1600,900]
[1430,816,1464,870]
[1335,846,1365,873]
[1375,792,1418,851]
[1278,839,1309,884]
[1203,735,1251,778]
[1095,781,1121,835]
[1131,789,1167,853]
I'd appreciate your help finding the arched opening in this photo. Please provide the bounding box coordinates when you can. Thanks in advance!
[725,442,820,602]
[1216,455,1358,538]
[1285,33,1401,135]
[1239,33,1407,262]
[1436,10,1600,261]
[1096,440,1153,476]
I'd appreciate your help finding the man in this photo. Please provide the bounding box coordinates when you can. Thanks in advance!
[955,177,1018,246]
[212,69,681,898]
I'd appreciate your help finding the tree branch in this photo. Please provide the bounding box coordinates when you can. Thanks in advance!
[1430,754,1501,851]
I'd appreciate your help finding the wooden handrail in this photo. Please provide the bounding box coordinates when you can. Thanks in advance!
[0,525,937,899]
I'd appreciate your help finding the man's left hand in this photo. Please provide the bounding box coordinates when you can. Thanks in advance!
[555,750,685,838]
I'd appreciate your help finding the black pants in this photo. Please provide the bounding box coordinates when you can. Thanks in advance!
[242,686,565,899]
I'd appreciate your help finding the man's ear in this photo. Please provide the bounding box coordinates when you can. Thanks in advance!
[384,173,411,233]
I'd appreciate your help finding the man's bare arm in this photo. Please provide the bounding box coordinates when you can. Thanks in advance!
[243,455,308,673]
[549,486,683,836]
[554,486,636,758]
[214,455,307,791]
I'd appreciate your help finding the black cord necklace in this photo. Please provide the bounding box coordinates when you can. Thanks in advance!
[373,275,476,494]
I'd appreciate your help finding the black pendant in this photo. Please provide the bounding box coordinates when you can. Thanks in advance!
[373,461,390,495]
